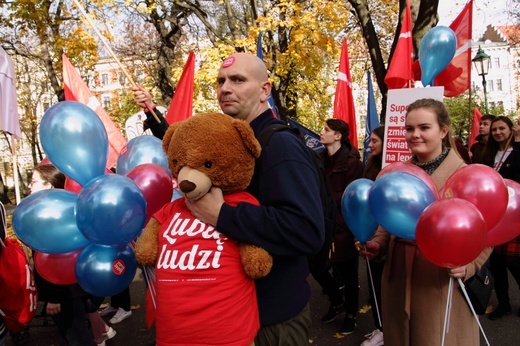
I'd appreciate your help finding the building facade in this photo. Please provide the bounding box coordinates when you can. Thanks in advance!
[472,24,519,114]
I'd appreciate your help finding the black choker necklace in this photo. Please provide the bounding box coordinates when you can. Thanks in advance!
[412,147,449,175]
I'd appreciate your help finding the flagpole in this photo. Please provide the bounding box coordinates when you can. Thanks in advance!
[11,135,20,205]
[468,88,473,142]
[71,0,161,124]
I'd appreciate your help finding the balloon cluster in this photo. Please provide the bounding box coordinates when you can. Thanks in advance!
[13,101,173,296]
[342,163,519,268]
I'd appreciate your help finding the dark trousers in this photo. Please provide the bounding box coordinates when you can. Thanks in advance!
[490,252,520,307]
[111,287,131,311]
[52,297,96,346]
[332,256,359,317]
[254,303,311,346]
[310,266,343,306]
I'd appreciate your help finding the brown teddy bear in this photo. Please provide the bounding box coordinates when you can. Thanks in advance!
[134,112,272,345]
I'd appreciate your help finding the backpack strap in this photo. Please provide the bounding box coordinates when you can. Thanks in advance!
[257,123,293,149]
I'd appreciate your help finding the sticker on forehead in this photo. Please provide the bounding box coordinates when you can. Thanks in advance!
[222,57,235,67]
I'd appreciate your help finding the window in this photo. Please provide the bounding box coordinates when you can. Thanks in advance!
[496,79,502,91]
[488,80,494,92]
[493,57,500,69]
[118,72,126,86]
[102,96,111,109]
[101,73,109,86]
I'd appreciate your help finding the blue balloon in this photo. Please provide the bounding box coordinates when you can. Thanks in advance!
[12,190,90,253]
[76,174,146,246]
[419,26,457,86]
[75,243,137,297]
[39,101,109,187]
[116,135,171,176]
[369,172,437,240]
[342,179,378,244]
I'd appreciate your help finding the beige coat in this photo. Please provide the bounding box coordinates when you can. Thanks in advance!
[372,149,492,346]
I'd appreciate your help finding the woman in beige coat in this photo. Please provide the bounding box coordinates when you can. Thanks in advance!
[360,98,492,346]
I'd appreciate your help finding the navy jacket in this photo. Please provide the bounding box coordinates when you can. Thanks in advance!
[218,109,325,326]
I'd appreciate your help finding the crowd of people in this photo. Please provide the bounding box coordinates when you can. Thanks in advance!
[1,52,519,346]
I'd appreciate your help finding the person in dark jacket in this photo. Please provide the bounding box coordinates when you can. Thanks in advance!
[318,118,364,335]
[470,113,496,163]
[480,116,520,320]
[173,53,323,345]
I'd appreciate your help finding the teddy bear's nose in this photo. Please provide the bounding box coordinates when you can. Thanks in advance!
[179,180,196,193]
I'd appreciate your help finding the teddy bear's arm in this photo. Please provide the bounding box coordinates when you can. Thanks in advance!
[239,244,273,279]
[135,217,161,266]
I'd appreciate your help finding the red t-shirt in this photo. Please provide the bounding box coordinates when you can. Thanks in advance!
[153,191,260,346]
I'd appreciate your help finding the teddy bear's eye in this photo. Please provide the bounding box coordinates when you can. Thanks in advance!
[172,159,178,166]
[204,161,212,169]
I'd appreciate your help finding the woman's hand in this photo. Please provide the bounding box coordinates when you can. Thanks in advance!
[513,123,520,142]
[356,240,381,260]
[448,266,467,279]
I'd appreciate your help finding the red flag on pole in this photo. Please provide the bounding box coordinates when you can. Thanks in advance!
[165,51,195,124]
[62,54,127,169]
[333,38,358,149]
[469,107,482,148]
[434,0,473,97]
[384,0,414,90]
[0,47,22,138]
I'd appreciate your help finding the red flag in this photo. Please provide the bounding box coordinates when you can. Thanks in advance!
[0,47,22,138]
[166,51,195,124]
[469,107,482,148]
[62,54,127,169]
[385,0,414,90]
[434,0,473,97]
[333,39,358,149]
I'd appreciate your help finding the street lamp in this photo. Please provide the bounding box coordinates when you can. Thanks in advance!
[472,45,491,114]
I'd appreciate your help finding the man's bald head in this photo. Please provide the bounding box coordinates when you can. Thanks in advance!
[216,52,272,122]
[220,53,269,81]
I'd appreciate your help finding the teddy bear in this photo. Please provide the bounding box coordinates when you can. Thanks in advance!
[134,112,272,345]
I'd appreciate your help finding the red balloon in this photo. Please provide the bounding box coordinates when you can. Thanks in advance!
[34,249,81,285]
[486,179,520,246]
[441,164,508,231]
[65,168,113,193]
[416,198,487,268]
[65,177,82,194]
[377,162,439,199]
[126,163,173,223]
[39,157,51,165]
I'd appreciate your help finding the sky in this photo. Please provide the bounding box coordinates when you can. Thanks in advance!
[437,0,515,39]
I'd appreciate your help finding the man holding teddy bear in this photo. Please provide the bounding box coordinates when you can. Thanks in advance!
[133,52,325,346]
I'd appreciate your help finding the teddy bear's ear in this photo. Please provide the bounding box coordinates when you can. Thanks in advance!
[232,120,262,159]
[162,122,181,153]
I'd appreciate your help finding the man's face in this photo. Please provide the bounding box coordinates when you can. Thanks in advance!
[216,55,270,122]
[479,119,492,136]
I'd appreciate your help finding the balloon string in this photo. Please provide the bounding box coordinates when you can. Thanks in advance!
[442,277,453,346]
[458,278,491,346]
[366,257,382,328]
[143,266,157,309]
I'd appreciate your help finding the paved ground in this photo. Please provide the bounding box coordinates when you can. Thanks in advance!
[4,259,519,346]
